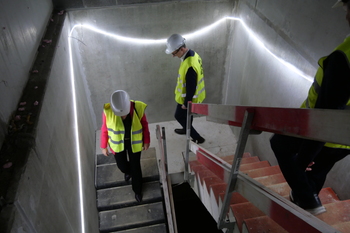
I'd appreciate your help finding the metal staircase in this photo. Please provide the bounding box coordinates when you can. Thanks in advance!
[188,148,350,232]
[95,147,167,233]
[184,102,350,233]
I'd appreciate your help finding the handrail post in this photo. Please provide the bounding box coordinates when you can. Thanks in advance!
[162,127,168,171]
[184,101,192,182]
[218,109,255,231]
[155,125,178,233]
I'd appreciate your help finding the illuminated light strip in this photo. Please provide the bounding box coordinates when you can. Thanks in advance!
[71,17,314,82]
[68,15,315,232]
[226,17,314,82]
[68,26,85,233]
[72,24,166,44]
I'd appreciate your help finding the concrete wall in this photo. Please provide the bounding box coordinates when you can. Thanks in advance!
[224,0,350,199]
[0,0,52,150]
[0,1,99,232]
[67,0,235,129]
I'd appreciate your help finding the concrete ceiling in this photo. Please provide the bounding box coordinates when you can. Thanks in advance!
[52,0,224,10]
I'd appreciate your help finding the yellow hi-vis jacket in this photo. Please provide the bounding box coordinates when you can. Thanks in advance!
[175,52,206,105]
[300,36,350,150]
[103,100,147,153]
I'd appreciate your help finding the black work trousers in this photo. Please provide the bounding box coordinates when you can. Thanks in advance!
[114,139,142,194]
[174,103,201,140]
[270,135,349,199]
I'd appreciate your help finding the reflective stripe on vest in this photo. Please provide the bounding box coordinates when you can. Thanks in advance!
[104,101,147,153]
[300,36,350,149]
[175,52,206,104]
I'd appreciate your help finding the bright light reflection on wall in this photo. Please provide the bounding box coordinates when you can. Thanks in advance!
[68,16,314,232]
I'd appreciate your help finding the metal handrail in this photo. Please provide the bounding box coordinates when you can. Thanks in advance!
[184,102,348,233]
[155,125,178,233]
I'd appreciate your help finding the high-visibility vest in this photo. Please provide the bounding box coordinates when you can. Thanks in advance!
[175,52,206,104]
[104,100,147,153]
[301,36,350,149]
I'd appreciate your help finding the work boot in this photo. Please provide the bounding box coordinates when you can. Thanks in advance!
[135,193,143,203]
[124,173,131,182]
[290,190,326,215]
[174,128,186,135]
[192,136,205,144]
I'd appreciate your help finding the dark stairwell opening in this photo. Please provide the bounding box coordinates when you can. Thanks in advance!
[172,182,223,233]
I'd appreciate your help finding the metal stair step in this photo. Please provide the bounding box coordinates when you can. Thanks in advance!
[97,148,156,166]
[97,181,163,211]
[96,157,159,189]
[318,187,340,204]
[230,202,266,233]
[253,173,286,186]
[220,153,256,163]
[112,223,167,233]
[190,163,208,174]
[332,221,350,233]
[266,182,290,197]
[242,165,282,178]
[242,216,288,233]
[99,202,165,232]
[196,168,217,185]
[222,157,261,165]
[316,200,350,226]
[203,176,225,193]
[239,160,271,171]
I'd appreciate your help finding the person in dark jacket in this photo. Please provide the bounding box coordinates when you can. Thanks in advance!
[165,33,206,144]
[270,0,350,215]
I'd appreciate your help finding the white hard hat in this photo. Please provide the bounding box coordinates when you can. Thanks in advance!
[165,34,186,54]
[332,0,348,8]
[110,90,130,116]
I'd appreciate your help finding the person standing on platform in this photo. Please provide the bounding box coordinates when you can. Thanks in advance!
[165,33,206,144]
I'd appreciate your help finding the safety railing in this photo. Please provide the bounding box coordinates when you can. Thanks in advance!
[184,102,350,233]
[155,125,178,233]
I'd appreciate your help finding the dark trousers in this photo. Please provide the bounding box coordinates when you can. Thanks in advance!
[114,140,142,194]
[270,134,349,199]
[174,103,201,140]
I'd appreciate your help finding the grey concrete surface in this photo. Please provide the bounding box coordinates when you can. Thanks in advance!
[99,202,165,232]
[11,16,97,232]
[0,0,53,150]
[148,117,237,177]
[97,181,162,210]
[67,1,233,128]
[1,0,350,232]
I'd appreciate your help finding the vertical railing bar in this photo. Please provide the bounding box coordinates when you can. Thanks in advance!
[184,101,192,181]
[218,109,255,230]
[162,127,168,171]
[155,125,177,233]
